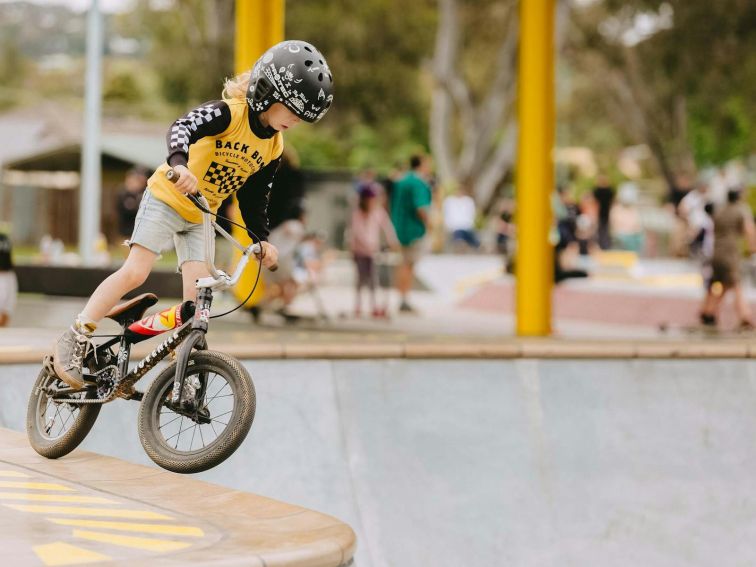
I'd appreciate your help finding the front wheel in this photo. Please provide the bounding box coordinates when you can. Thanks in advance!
[138,351,255,474]
[26,368,101,459]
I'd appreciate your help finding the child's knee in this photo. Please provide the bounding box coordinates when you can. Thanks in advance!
[119,264,150,288]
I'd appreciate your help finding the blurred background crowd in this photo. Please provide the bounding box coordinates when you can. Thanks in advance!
[0,0,754,337]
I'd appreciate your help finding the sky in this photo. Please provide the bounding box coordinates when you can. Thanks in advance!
[0,0,136,13]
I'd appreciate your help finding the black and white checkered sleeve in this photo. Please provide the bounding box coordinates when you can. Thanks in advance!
[165,100,231,167]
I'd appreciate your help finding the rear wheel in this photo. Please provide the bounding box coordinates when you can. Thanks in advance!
[138,351,255,474]
[26,368,101,459]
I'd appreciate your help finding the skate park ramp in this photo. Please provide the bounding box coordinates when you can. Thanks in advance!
[0,428,355,566]
[2,356,756,566]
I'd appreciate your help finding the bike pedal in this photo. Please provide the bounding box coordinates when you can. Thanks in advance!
[81,374,98,386]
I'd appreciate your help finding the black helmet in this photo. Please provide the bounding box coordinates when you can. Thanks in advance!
[247,40,334,124]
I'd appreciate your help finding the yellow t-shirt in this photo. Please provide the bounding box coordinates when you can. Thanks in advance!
[148,99,284,224]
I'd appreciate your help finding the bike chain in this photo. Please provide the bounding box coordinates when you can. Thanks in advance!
[52,365,120,405]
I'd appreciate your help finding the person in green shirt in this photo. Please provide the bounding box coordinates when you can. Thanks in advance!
[390,154,433,313]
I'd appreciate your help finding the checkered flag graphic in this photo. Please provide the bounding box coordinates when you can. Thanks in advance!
[203,162,245,194]
[169,104,223,154]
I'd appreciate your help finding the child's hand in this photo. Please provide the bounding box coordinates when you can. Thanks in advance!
[259,241,279,269]
[172,165,198,195]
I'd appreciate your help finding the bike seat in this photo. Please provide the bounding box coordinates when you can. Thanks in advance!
[105,293,159,326]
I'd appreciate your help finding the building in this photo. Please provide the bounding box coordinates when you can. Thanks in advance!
[0,103,165,246]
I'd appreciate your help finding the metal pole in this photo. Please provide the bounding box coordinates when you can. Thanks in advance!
[79,0,104,266]
[235,0,285,74]
[232,0,284,306]
[516,0,555,336]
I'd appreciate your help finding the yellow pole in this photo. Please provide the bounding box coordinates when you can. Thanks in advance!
[516,0,555,336]
[235,0,285,74]
[232,0,284,307]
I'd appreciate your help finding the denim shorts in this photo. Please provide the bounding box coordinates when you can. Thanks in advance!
[129,189,205,267]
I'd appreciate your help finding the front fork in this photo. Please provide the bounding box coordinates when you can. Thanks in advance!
[170,287,212,407]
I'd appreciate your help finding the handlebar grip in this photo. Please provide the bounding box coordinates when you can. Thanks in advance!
[165,168,180,184]
[251,243,278,272]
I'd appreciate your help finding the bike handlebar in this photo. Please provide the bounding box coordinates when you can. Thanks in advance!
[164,168,278,286]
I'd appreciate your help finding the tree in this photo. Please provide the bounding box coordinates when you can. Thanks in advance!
[430,0,571,212]
[120,0,235,108]
[566,0,756,186]
[285,0,437,168]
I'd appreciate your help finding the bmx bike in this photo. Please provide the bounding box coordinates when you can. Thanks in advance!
[27,173,273,473]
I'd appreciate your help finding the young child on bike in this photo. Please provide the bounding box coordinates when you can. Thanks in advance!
[54,40,334,389]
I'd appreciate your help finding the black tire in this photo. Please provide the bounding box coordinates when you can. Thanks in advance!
[26,368,101,459]
[138,351,255,474]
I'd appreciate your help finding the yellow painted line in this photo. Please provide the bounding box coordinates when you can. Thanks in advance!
[0,470,29,478]
[5,504,172,520]
[50,518,204,537]
[74,529,192,552]
[0,481,74,491]
[596,250,638,267]
[33,541,111,566]
[0,492,117,504]
[454,267,505,296]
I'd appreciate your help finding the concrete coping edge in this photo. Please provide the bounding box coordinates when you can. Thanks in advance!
[2,340,756,364]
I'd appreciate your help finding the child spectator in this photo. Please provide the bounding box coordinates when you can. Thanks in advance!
[349,186,399,317]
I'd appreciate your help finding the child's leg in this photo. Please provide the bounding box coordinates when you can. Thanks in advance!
[81,244,158,323]
[366,258,377,313]
[733,283,753,324]
[179,261,211,303]
[354,257,363,314]
[55,244,156,388]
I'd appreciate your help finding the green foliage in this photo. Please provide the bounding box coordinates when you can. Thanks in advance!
[103,68,143,105]
[116,0,235,108]
[566,0,756,175]
[285,0,436,168]
[689,96,754,166]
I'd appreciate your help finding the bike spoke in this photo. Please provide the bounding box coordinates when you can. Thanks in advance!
[208,381,230,400]
[189,423,197,451]
[51,405,64,437]
[174,417,185,449]
[59,408,74,434]
[205,386,232,405]
[205,373,218,396]
[198,423,206,447]
[158,414,183,430]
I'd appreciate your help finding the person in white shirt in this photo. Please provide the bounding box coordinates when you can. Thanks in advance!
[443,186,480,251]
[679,181,712,258]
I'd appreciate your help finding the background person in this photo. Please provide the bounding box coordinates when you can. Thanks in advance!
[262,204,308,320]
[115,167,148,246]
[390,154,433,314]
[699,188,756,330]
[678,180,711,259]
[443,185,480,251]
[348,185,399,318]
[610,182,644,253]
[592,174,615,250]
[0,232,17,327]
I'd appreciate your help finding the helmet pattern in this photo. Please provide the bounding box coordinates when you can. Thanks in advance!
[248,40,334,124]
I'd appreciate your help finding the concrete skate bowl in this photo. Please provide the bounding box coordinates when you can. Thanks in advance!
[2,356,756,566]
